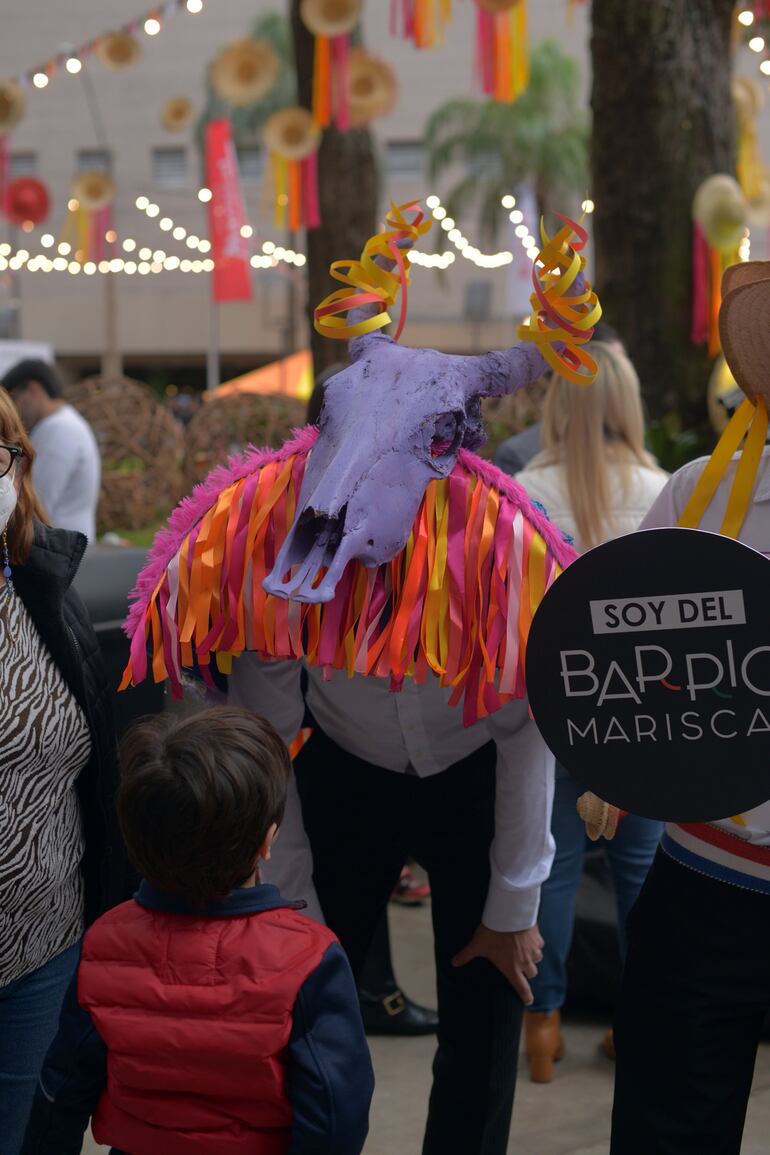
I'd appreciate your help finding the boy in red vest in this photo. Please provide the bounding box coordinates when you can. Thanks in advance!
[22,707,374,1155]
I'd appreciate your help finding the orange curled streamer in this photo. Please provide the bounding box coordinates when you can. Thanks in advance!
[517,213,602,385]
[314,200,433,342]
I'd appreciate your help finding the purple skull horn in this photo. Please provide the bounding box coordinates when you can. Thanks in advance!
[263,242,583,605]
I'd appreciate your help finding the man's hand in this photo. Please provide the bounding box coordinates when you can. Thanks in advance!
[451,924,544,1005]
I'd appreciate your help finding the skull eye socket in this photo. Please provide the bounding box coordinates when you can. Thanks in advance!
[430,411,463,458]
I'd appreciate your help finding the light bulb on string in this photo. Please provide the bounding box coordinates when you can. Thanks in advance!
[738,10,755,26]
[33,72,49,89]
[144,17,161,36]
[66,57,82,75]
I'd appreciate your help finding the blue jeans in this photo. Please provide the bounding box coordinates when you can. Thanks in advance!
[531,770,662,1014]
[0,942,81,1155]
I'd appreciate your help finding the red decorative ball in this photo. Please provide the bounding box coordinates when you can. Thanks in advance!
[5,177,50,227]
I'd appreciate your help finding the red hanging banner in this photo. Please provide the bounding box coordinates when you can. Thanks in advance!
[205,118,252,303]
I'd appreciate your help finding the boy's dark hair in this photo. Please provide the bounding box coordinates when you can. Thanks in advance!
[117,707,290,910]
[1,358,63,399]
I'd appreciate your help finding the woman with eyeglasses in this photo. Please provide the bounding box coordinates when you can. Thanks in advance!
[0,388,125,1153]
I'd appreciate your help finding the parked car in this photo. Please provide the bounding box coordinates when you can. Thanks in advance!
[73,546,165,736]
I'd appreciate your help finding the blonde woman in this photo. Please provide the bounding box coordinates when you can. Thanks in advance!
[514,342,668,1081]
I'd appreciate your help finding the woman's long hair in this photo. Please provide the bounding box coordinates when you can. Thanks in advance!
[534,342,662,550]
[0,387,49,563]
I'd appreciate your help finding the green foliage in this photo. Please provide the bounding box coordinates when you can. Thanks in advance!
[646,413,713,474]
[424,40,589,241]
[195,12,296,157]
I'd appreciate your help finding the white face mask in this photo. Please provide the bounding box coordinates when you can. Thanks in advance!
[0,473,18,536]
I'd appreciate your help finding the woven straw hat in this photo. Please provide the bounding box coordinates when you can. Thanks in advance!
[0,79,25,133]
[733,75,764,125]
[300,0,362,37]
[263,107,320,161]
[96,32,141,69]
[210,39,279,108]
[719,260,770,404]
[348,49,397,128]
[161,96,194,133]
[576,791,620,841]
[693,174,748,251]
[71,170,115,211]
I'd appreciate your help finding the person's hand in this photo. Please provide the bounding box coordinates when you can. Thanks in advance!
[451,924,544,1005]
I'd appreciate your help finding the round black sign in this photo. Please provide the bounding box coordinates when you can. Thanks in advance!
[526,528,770,822]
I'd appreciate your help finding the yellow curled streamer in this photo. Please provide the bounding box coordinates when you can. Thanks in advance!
[314,200,433,342]
[516,214,602,386]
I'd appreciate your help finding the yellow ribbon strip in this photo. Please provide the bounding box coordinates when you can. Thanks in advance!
[678,396,768,539]
[314,200,433,342]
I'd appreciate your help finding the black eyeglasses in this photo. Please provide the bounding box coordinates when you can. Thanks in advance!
[0,444,24,480]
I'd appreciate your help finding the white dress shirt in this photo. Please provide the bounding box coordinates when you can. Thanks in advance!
[229,655,555,933]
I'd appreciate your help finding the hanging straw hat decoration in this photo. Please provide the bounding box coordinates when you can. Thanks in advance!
[691,174,749,358]
[62,171,116,266]
[161,96,194,133]
[95,31,142,69]
[210,38,280,108]
[0,79,26,133]
[347,49,397,128]
[301,0,362,132]
[475,0,529,103]
[263,107,321,230]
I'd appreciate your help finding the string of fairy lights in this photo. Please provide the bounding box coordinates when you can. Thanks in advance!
[14,0,205,93]
[0,191,597,277]
[739,7,770,75]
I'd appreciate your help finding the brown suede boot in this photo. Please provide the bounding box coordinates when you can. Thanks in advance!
[524,1009,566,1083]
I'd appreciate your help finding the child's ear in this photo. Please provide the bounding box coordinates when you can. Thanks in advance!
[259,823,279,862]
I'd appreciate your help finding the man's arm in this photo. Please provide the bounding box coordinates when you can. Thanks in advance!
[288,942,374,1155]
[228,654,323,921]
[21,969,107,1155]
[452,698,554,1003]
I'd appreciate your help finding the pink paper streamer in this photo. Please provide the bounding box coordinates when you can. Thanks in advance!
[301,153,321,229]
[477,7,494,96]
[0,135,8,216]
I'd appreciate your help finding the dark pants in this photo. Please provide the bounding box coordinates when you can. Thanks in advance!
[611,849,770,1155]
[294,730,522,1155]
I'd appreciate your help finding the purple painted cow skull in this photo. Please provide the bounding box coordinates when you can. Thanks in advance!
[263,320,551,604]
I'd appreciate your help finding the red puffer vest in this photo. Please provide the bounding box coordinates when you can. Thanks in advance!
[78,897,336,1155]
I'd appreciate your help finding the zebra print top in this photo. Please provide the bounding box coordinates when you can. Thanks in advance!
[0,583,91,986]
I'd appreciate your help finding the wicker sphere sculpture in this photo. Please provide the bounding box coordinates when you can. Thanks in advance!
[184,390,307,490]
[65,375,184,532]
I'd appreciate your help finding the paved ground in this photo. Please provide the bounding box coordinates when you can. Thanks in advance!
[82,900,770,1154]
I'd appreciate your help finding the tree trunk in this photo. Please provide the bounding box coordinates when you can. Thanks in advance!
[290,4,379,377]
[591,0,736,426]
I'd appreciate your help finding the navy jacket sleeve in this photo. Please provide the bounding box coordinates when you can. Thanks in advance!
[288,942,374,1155]
[21,965,107,1155]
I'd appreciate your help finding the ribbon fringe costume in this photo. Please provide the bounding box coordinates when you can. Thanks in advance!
[123,202,601,1155]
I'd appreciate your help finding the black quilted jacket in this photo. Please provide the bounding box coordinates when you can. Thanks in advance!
[12,523,127,925]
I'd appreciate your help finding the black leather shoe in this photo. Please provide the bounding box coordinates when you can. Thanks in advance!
[359,988,439,1036]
